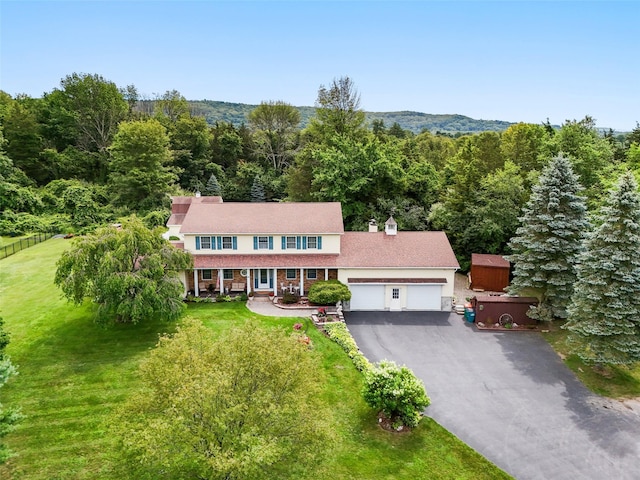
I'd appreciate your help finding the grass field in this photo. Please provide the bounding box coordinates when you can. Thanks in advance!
[0,238,511,479]
[542,323,640,398]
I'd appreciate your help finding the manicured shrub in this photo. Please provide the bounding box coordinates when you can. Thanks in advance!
[308,280,351,305]
[282,291,300,304]
[324,322,371,372]
[363,360,430,428]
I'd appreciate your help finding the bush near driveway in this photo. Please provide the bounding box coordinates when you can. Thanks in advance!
[363,360,431,428]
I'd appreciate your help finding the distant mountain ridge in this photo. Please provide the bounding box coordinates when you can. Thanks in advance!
[189,100,515,134]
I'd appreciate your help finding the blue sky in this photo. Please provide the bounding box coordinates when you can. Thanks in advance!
[1,1,638,130]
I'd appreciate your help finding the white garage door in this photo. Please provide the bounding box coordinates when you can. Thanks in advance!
[349,285,385,311]
[406,285,441,310]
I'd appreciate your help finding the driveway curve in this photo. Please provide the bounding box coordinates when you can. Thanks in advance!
[345,311,640,480]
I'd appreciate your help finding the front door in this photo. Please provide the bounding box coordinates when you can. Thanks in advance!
[389,287,401,311]
[257,269,271,290]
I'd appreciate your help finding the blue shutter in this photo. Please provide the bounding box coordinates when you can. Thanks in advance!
[253,236,258,250]
[210,236,216,250]
[302,236,307,250]
[217,236,222,249]
[268,236,273,250]
[232,236,237,250]
[254,276,258,289]
[318,236,322,250]
[296,236,301,249]
[195,236,201,250]
[281,236,286,250]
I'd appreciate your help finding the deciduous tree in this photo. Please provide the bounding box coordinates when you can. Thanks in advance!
[248,101,300,171]
[108,119,178,211]
[116,319,330,480]
[507,155,589,320]
[54,216,192,325]
[564,172,640,365]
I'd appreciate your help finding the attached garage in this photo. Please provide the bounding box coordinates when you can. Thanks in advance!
[349,284,385,311]
[347,278,447,312]
[406,285,442,310]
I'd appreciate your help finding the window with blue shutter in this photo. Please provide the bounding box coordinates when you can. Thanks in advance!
[195,236,201,250]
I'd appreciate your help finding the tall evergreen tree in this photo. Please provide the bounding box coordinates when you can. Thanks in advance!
[507,155,589,320]
[564,172,640,365]
[250,175,266,202]
[202,173,222,196]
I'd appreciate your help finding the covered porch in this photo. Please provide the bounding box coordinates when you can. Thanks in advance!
[186,254,340,297]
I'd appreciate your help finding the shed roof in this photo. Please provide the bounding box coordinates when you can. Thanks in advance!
[474,296,538,304]
[471,253,510,268]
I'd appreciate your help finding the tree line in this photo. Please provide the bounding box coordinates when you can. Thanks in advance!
[1,73,639,269]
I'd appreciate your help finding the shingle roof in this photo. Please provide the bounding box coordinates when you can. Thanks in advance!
[180,202,344,235]
[170,195,223,215]
[339,232,459,269]
[471,253,510,268]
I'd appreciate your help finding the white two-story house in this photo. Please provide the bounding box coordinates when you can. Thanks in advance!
[167,195,460,312]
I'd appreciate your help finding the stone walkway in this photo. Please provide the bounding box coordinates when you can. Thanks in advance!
[246,297,313,317]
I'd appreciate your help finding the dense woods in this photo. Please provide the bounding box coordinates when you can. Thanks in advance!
[1,73,638,270]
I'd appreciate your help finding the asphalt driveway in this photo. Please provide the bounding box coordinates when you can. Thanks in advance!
[345,311,640,480]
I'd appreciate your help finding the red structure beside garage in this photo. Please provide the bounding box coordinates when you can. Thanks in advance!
[471,296,539,326]
[470,254,510,292]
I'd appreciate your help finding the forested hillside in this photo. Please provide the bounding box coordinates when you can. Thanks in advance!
[191,100,514,134]
[1,73,638,269]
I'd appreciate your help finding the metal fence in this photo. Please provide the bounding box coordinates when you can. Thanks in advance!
[0,232,57,260]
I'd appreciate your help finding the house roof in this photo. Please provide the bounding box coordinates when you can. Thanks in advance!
[170,195,223,215]
[167,214,186,226]
[471,253,510,269]
[193,254,340,269]
[179,202,345,235]
[338,232,459,269]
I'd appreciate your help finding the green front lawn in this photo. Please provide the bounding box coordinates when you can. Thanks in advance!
[0,238,510,479]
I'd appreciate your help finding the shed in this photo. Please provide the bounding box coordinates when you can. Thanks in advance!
[471,296,539,325]
[470,254,510,292]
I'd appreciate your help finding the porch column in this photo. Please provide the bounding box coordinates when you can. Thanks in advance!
[218,269,224,293]
[246,268,251,294]
[300,268,304,296]
[193,269,199,297]
[325,268,328,281]
[273,268,278,296]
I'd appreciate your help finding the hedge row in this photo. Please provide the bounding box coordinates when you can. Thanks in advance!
[323,322,371,372]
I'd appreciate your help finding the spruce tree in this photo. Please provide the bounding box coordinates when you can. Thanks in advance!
[506,155,589,320]
[250,175,266,202]
[202,173,222,196]
[564,172,640,365]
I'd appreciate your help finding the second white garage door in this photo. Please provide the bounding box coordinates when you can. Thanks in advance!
[349,285,385,310]
[406,285,441,310]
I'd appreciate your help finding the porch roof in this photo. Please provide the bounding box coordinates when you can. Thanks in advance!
[193,254,340,269]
